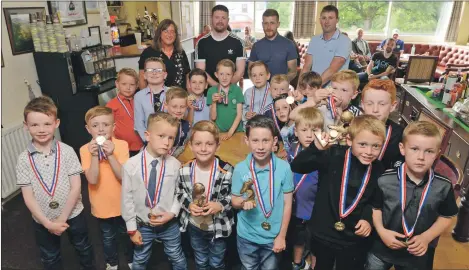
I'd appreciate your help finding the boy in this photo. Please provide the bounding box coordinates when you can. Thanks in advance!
[361,79,404,169]
[187,68,210,126]
[207,59,244,141]
[16,96,95,270]
[107,67,143,157]
[177,120,234,270]
[231,115,294,270]
[291,115,386,270]
[287,107,323,270]
[243,61,273,124]
[366,121,458,270]
[262,74,290,134]
[134,57,168,141]
[122,112,187,270]
[80,106,133,270]
[296,71,323,104]
[165,86,190,157]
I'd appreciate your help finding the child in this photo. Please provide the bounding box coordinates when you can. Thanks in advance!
[122,112,187,270]
[164,86,190,157]
[16,96,95,270]
[187,68,210,126]
[270,74,290,99]
[134,57,168,141]
[361,79,404,169]
[207,59,244,141]
[366,121,458,270]
[296,71,323,104]
[287,107,323,270]
[243,61,273,124]
[274,94,296,155]
[291,115,386,270]
[177,120,234,270]
[231,115,294,270]
[107,68,144,157]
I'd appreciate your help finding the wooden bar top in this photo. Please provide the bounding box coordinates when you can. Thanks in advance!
[111,43,151,59]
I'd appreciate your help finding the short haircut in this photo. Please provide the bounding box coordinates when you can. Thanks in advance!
[189,68,208,81]
[273,93,288,104]
[263,9,279,20]
[331,70,360,91]
[248,61,270,77]
[24,96,57,121]
[212,4,229,15]
[165,86,188,103]
[190,120,220,144]
[294,107,324,129]
[245,115,276,138]
[117,68,138,84]
[321,5,339,19]
[144,57,166,71]
[147,112,179,131]
[348,115,386,142]
[402,121,442,147]
[298,71,322,89]
[356,28,364,34]
[362,79,397,103]
[85,106,113,124]
[385,38,396,46]
[270,74,288,85]
[216,59,235,73]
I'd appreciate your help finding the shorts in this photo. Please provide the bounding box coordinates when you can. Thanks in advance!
[287,216,310,246]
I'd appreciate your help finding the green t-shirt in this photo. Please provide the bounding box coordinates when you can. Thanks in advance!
[207,84,244,132]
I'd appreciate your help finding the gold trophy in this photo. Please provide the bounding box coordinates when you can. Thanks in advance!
[240,179,256,207]
[192,183,206,208]
[328,110,354,146]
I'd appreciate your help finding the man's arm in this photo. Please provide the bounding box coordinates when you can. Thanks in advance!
[195,61,219,87]
[366,60,374,75]
[231,59,246,84]
[321,57,346,85]
[297,54,313,88]
[286,59,298,82]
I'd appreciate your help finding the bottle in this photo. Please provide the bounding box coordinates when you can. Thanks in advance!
[411,44,416,55]
[110,16,120,46]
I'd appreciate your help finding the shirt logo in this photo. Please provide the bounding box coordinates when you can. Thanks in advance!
[228,49,233,55]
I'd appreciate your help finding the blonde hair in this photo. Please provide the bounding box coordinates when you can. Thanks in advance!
[270,74,288,85]
[216,59,235,73]
[403,121,442,147]
[348,115,386,141]
[295,107,324,129]
[190,120,220,144]
[85,106,113,124]
[362,79,397,103]
[117,68,139,84]
[165,86,188,103]
[24,96,57,121]
[298,71,322,89]
[144,57,166,71]
[331,70,359,91]
[147,112,180,131]
[248,61,270,77]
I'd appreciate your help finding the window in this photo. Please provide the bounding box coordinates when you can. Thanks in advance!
[338,1,389,34]
[242,4,248,13]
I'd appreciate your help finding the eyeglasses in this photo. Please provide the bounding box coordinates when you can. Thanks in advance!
[163,29,176,35]
[145,68,164,73]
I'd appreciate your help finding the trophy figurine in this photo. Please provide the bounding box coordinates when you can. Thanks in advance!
[328,110,355,145]
[192,183,206,208]
[240,179,256,207]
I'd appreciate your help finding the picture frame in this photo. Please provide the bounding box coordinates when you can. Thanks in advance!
[88,26,102,46]
[3,7,45,55]
[48,1,87,27]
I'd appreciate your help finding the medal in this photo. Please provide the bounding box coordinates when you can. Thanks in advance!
[190,158,218,203]
[192,96,205,111]
[168,124,183,155]
[261,221,271,231]
[398,163,434,240]
[250,156,275,230]
[49,201,59,209]
[250,84,270,113]
[117,95,133,119]
[378,125,392,161]
[337,148,372,231]
[141,148,166,209]
[327,96,337,119]
[149,87,166,112]
[219,85,228,105]
[96,136,107,161]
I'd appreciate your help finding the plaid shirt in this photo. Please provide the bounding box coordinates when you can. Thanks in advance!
[177,157,234,239]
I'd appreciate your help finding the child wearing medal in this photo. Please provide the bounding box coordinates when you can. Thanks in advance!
[274,94,296,156]
[232,115,294,270]
[177,121,234,270]
[164,87,190,157]
[262,74,289,132]
[366,121,458,270]
[243,61,273,126]
[134,57,168,142]
[361,79,404,169]
[122,112,187,270]
[291,115,386,270]
[207,59,244,141]
[107,68,143,157]
[16,96,95,270]
[187,68,210,126]
[80,106,134,269]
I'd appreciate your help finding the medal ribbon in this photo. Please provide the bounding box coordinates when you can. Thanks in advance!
[250,84,270,113]
[190,158,218,202]
[398,163,434,239]
[28,141,61,197]
[270,106,281,133]
[117,95,133,119]
[218,85,229,105]
[292,144,307,194]
[193,96,205,111]
[169,124,183,155]
[98,145,107,161]
[250,156,274,219]
[339,148,372,219]
[378,125,392,161]
[328,96,337,119]
[141,149,166,208]
[149,86,166,112]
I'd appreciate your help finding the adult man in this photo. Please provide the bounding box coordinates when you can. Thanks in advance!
[379,29,404,54]
[300,5,351,86]
[248,9,298,81]
[244,26,256,50]
[195,5,246,88]
[359,38,397,84]
[352,28,371,66]
[194,24,211,45]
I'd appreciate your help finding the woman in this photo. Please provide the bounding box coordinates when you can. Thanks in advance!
[284,31,300,67]
[138,19,191,90]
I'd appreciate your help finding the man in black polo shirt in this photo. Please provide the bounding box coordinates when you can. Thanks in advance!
[195,5,246,90]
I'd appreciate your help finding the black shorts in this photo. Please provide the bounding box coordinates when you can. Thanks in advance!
[287,216,310,246]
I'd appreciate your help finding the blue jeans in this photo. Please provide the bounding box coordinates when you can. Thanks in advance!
[97,216,134,266]
[132,219,187,270]
[365,252,421,270]
[33,212,95,270]
[237,235,278,270]
[188,223,227,270]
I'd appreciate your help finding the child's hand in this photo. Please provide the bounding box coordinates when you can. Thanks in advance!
[272,235,286,253]
[189,202,204,216]
[130,231,143,246]
[88,140,99,156]
[47,221,69,236]
[212,93,221,103]
[203,201,223,215]
[276,149,287,160]
[354,219,372,237]
[407,235,430,256]
[242,200,255,211]
[314,131,330,150]
[291,90,303,102]
[220,132,233,141]
[150,212,175,226]
[245,111,256,120]
[379,228,407,250]
[314,88,331,105]
[101,140,115,156]
[187,96,196,110]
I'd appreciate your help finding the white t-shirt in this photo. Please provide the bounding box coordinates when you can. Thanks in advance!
[189,165,219,231]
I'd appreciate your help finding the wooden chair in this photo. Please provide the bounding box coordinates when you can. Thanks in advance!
[404,55,439,84]
[434,154,464,199]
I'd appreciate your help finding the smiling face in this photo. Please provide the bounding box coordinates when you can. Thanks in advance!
[25,112,60,145]
[320,11,338,35]
[116,74,137,98]
[145,120,178,156]
[384,39,396,54]
[331,80,358,109]
[245,127,277,165]
[144,61,167,85]
[165,97,187,119]
[189,130,220,164]
[212,10,229,33]
[295,122,321,148]
[160,24,176,47]
[190,75,208,96]
[250,65,270,89]
[270,81,289,99]
[274,99,290,123]
[347,130,383,165]
[399,134,440,179]
[215,65,234,88]
[86,114,115,140]
[361,88,397,122]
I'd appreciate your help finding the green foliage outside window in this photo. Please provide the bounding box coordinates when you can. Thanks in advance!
[266,2,293,29]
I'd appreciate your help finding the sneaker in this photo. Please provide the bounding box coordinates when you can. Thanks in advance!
[105,264,118,270]
[128,262,133,270]
[303,260,311,270]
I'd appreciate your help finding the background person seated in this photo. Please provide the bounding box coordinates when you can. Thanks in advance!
[359,38,397,84]
[378,28,404,54]
[351,28,371,66]
[244,26,257,50]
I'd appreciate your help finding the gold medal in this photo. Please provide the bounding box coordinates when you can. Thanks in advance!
[261,221,271,231]
[49,201,59,209]
[334,221,345,231]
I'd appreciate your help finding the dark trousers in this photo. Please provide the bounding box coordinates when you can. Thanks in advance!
[311,237,366,270]
[33,212,95,270]
[97,216,134,267]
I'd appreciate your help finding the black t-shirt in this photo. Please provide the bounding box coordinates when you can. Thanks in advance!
[380,119,404,170]
[139,47,191,89]
[371,52,398,75]
[195,32,245,83]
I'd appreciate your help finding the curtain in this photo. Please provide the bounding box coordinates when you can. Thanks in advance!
[445,1,463,42]
[293,1,316,39]
[199,1,215,34]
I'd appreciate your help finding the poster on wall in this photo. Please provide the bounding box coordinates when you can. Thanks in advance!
[48,1,87,27]
[3,7,45,55]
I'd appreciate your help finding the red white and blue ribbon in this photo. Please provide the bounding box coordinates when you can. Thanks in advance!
[250,156,275,219]
[193,96,205,111]
[117,95,133,119]
[398,163,434,239]
[190,158,218,202]
[149,86,166,112]
[270,106,281,133]
[169,124,183,155]
[292,144,308,194]
[339,148,372,219]
[378,125,392,161]
[141,149,166,208]
[327,96,337,119]
[250,84,270,113]
[98,145,107,161]
[28,141,61,197]
[218,85,229,105]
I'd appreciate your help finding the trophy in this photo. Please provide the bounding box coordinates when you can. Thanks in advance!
[240,179,256,207]
[328,110,355,145]
[192,183,206,208]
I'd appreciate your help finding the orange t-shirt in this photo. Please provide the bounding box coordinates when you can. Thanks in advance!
[80,138,129,218]
[107,94,144,151]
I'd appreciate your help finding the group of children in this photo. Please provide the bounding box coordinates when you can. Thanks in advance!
[16,56,459,270]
